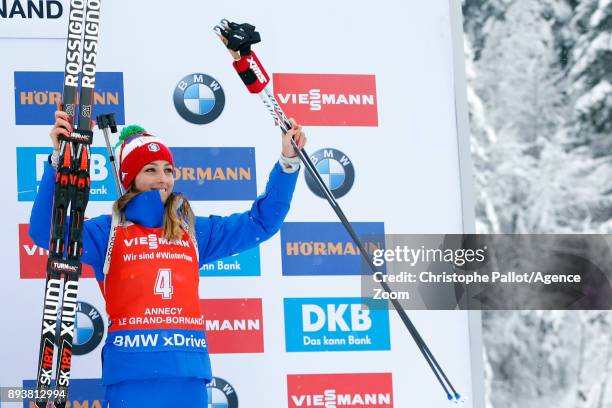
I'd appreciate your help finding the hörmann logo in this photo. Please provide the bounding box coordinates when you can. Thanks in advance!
[287,373,394,408]
[19,223,95,279]
[281,222,385,276]
[172,147,257,201]
[17,147,119,202]
[273,73,378,126]
[14,71,125,125]
[284,297,390,352]
[201,298,264,354]
[0,0,62,19]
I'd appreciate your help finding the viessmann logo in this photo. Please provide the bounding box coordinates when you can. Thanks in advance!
[14,71,125,125]
[273,73,378,126]
[200,298,264,354]
[287,373,394,408]
[172,147,257,201]
[19,223,95,279]
[280,222,385,276]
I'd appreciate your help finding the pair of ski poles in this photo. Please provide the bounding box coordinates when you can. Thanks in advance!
[213,19,461,401]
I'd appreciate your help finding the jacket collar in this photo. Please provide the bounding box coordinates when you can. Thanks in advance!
[124,190,165,228]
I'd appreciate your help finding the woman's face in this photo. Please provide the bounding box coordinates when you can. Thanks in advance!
[133,160,174,203]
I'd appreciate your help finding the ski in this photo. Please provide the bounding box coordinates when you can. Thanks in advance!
[214,19,460,401]
[34,1,101,407]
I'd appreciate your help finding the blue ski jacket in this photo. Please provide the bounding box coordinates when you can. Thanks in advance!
[29,159,299,385]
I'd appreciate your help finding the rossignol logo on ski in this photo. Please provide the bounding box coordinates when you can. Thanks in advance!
[272,73,378,126]
[64,1,85,89]
[173,73,225,125]
[287,373,394,408]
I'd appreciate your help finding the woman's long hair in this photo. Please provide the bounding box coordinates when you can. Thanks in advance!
[112,184,195,241]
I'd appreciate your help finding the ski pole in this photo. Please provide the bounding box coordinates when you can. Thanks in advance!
[96,113,122,197]
[213,19,460,401]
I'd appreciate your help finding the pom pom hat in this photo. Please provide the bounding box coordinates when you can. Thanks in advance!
[115,125,174,189]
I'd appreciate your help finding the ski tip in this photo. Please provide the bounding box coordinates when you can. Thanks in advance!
[447,393,453,400]
[455,393,461,400]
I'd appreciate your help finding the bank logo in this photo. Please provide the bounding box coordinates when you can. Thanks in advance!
[287,373,394,408]
[280,222,385,276]
[173,73,225,125]
[22,378,105,407]
[19,224,95,279]
[273,73,378,126]
[200,246,260,277]
[172,147,256,201]
[56,302,105,355]
[207,377,239,408]
[16,147,118,202]
[201,298,263,354]
[305,148,354,199]
[14,71,125,125]
[284,297,390,352]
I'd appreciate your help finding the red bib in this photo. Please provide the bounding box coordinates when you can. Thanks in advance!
[105,223,204,333]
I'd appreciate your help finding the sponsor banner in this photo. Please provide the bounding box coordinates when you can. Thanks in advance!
[284,297,390,352]
[0,0,66,39]
[173,73,225,125]
[172,147,257,201]
[107,329,208,352]
[16,147,118,202]
[201,298,264,354]
[287,373,394,408]
[207,377,239,408]
[305,148,355,199]
[22,378,105,408]
[281,222,385,276]
[14,71,125,125]
[273,73,378,126]
[19,223,95,279]
[200,246,261,277]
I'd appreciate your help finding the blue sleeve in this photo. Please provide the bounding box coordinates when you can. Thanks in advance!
[196,161,299,266]
[28,160,111,281]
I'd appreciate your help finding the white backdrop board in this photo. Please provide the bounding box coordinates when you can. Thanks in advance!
[0,0,482,407]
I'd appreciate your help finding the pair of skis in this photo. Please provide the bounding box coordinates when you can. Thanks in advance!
[34,1,101,407]
[214,19,460,401]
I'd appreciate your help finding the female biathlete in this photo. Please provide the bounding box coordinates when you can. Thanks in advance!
[29,112,306,406]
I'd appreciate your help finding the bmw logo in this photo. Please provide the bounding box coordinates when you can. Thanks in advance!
[173,73,225,125]
[55,302,105,355]
[148,143,160,152]
[305,148,355,199]
[207,377,238,407]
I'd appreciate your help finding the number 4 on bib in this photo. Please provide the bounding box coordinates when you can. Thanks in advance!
[154,268,174,299]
